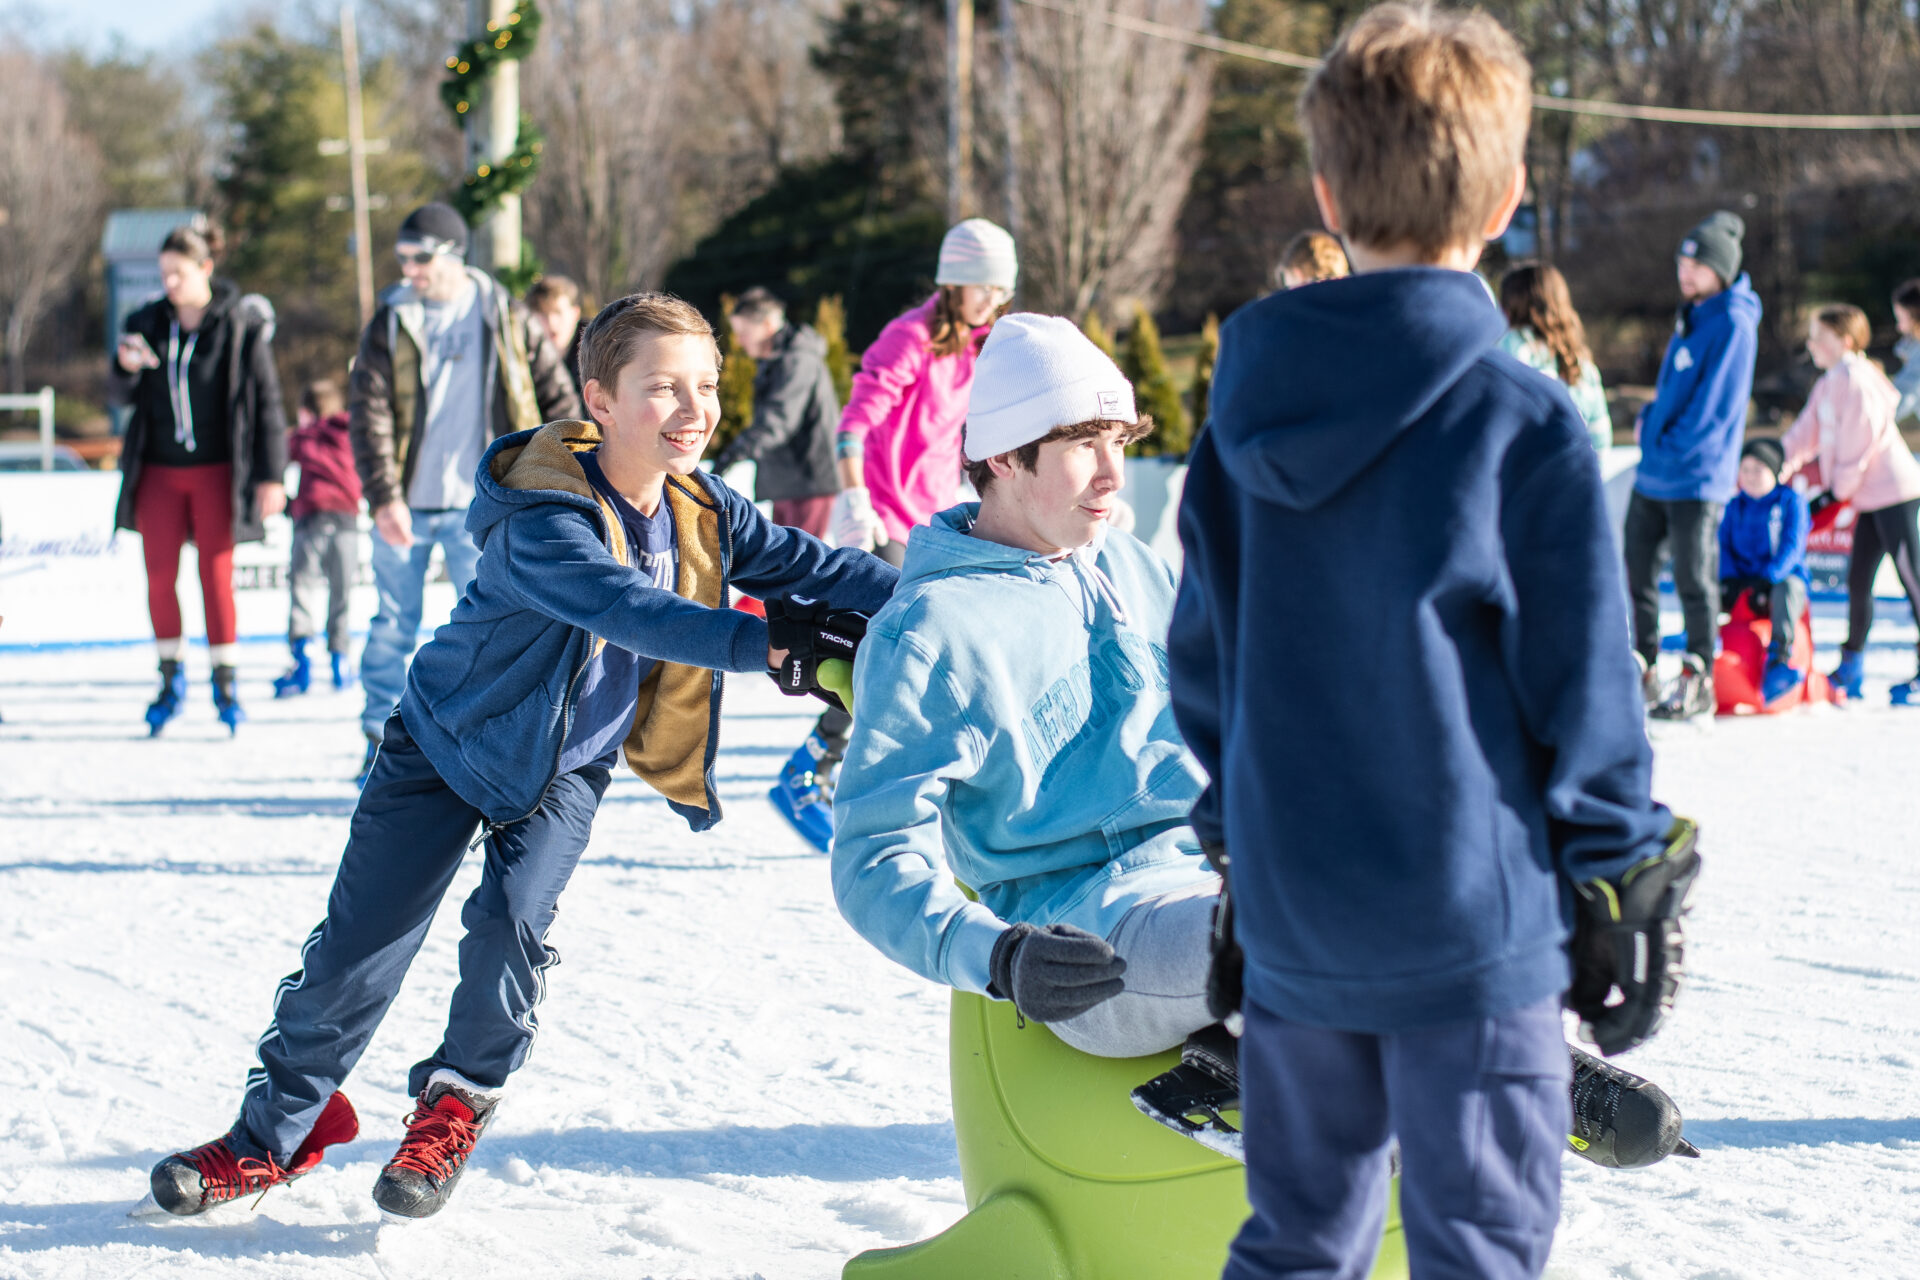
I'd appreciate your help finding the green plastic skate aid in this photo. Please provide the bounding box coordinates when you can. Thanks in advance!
[844,991,1407,1280]
[818,658,856,714]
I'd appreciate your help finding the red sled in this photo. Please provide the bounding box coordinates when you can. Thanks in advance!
[1712,590,1837,714]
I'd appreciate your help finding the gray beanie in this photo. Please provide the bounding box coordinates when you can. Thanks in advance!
[398,203,470,257]
[1678,211,1744,286]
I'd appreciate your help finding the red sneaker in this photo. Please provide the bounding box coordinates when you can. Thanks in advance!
[148,1091,359,1216]
[371,1076,499,1220]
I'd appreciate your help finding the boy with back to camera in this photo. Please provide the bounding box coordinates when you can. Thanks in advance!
[1170,7,1701,1278]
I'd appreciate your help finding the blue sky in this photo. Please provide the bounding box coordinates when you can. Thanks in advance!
[25,0,246,52]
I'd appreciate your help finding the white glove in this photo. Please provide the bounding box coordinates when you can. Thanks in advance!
[831,488,886,551]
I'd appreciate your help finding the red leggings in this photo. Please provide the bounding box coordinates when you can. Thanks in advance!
[135,463,237,645]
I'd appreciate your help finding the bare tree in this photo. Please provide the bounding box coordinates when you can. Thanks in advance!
[519,0,690,300]
[1006,0,1213,317]
[0,48,105,394]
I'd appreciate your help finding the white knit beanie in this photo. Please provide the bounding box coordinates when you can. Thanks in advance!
[964,314,1136,462]
[936,218,1018,291]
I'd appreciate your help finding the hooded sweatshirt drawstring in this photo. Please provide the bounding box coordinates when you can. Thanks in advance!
[167,319,199,453]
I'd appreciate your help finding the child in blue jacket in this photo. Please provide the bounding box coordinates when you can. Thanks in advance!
[146,294,896,1223]
[1719,436,1812,702]
[1170,8,1699,1280]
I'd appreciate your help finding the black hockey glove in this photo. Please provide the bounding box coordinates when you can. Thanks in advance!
[765,597,869,712]
[1202,840,1244,1021]
[1808,491,1837,517]
[1567,818,1701,1057]
[987,923,1127,1024]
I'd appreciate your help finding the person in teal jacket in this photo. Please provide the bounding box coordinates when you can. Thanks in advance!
[831,314,1218,1058]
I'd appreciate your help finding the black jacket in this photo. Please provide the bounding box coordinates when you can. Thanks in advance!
[108,280,289,543]
[714,324,841,502]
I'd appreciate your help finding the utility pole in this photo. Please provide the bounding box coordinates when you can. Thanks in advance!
[321,6,389,329]
[998,0,1019,237]
[467,0,523,273]
[339,4,375,328]
[946,0,975,222]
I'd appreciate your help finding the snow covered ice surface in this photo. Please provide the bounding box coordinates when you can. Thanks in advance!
[2,618,1916,1280]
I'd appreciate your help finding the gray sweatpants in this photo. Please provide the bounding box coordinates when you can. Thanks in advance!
[288,511,359,653]
[1051,877,1220,1059]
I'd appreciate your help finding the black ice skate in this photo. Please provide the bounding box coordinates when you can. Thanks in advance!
[141,1091,358,1217]
[1567,1046,1700,1168]
[1131,1022,1243,1162]
[372,1073,499,1221]
[1651,654,1714,721]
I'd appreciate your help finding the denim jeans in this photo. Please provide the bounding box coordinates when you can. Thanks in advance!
[360,508,482,739]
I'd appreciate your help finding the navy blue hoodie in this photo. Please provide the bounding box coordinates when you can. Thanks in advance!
[1168,268,1673,1033]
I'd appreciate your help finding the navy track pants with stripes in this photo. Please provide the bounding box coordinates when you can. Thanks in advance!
[240,712,610,1164]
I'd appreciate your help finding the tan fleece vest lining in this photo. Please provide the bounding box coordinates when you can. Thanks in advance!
[488,420,720,811]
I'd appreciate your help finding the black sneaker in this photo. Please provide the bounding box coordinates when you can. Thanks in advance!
[372,1076,498,1220]
[1651,654,1714,721]
[1567,1046,1699,1168]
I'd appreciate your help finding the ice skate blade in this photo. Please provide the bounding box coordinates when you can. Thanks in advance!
[127,1192,178,1221]
[1129,1093,1247,1163]
[378,1208,429,1226]
[1675,1137,1702,1158]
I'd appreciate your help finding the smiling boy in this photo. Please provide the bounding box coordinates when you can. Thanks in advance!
[147,293,895,1222]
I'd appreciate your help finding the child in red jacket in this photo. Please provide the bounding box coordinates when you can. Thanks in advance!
[275,380,364,695]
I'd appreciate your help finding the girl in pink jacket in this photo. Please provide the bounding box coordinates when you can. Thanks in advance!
[831,219,1017,567]
[1781,303,1920,701]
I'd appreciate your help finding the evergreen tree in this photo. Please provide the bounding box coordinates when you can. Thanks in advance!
[1190,313,1220,435]
[1081,309,1118,361]
[814,294,855,406]
[711,293,757,460]
[1123,305,1190,457]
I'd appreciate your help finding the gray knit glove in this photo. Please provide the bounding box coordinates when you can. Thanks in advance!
[987,923,1127,1023]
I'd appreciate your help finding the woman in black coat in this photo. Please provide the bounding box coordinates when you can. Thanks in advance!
[107,223,288,735]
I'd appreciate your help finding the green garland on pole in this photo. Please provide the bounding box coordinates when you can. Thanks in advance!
[440,4,544,229]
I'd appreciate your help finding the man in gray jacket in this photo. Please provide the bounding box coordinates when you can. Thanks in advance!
[349,203,580,778]
[714,288,841,536]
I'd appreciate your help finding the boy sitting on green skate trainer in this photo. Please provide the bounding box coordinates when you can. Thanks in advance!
[826,314,1694,1175]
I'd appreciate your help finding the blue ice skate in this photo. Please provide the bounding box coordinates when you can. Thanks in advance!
[1760,658,1804,706]
[1890,673,1920,706]
[211,666,245,736]
[145,660,188,736]
[769,732,837,853]
[329,650,352,690]
[1829,649,1865,701]
[273,638,312,698]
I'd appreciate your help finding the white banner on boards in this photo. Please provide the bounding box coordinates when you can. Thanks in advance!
[0,472,384,650]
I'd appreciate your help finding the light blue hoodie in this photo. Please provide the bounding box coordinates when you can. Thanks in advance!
[831,504,1212,997]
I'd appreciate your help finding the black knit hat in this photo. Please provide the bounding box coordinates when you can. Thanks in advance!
[397,203,469,257]
[1678,211,1744,286]
[1741,436,1785,481]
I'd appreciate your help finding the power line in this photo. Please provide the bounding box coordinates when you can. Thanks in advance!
[1015,0,1920,131]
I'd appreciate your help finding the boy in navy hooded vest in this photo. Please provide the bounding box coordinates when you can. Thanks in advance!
[144,294,896,1224]
[1169,7,1700,1278]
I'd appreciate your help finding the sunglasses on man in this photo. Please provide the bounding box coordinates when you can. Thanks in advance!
[394,243,454,267]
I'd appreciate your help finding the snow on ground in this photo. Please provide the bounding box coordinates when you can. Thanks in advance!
[1,614,1916,1279]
